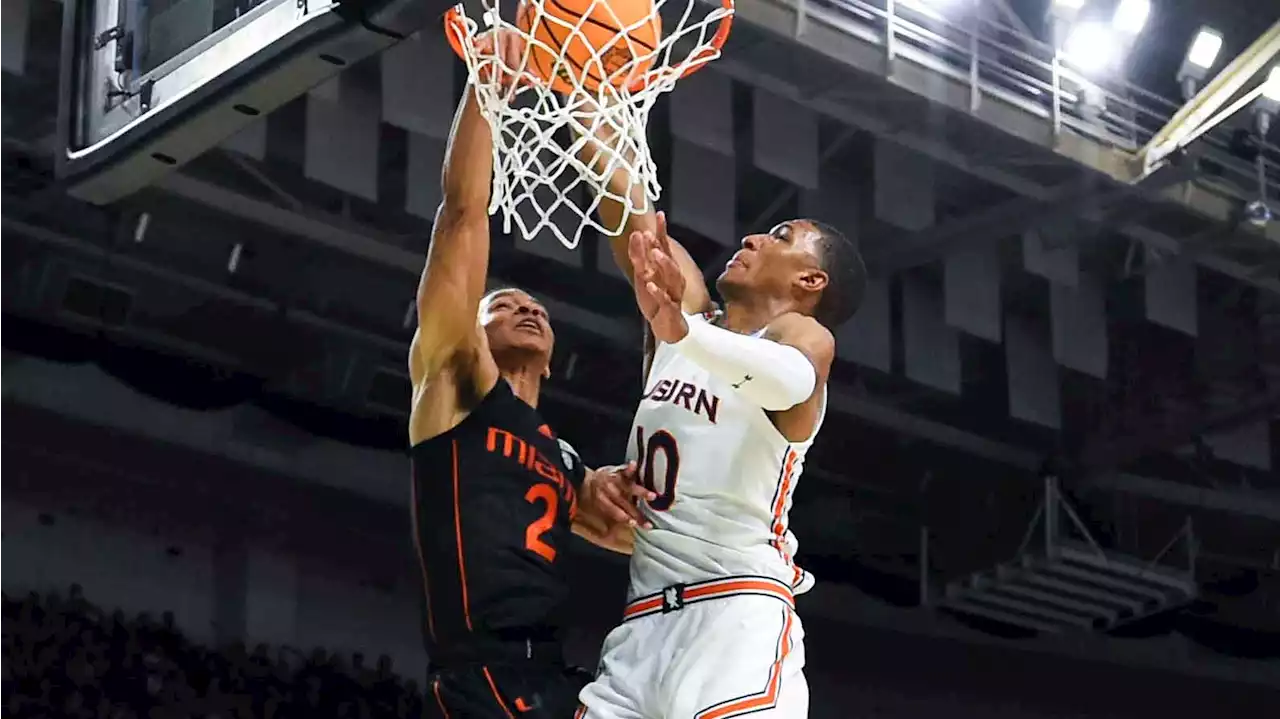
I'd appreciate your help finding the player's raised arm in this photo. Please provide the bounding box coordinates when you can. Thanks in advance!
[410,31,524,442]
[576,116,711,314]
[411,88,493,377]
[631,231,835,412]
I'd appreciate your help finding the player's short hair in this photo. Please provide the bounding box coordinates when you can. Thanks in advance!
[478,287,546,319]
[481,287,526,305]
[806,220,866,328]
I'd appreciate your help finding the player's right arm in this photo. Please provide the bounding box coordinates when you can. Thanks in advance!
[578,123,711,315]
[409,36,520,444]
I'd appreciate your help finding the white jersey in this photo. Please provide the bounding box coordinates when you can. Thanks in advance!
[625,312,825,600]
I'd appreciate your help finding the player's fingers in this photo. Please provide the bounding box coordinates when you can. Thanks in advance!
[496,33,512,73]
[628,232,649,270]
[655,211,673,253]
[654,250,684,291]
[602,499,640,527]
[646,230,663,254]
[504,32,525,72]
[646,248,681,300]
[636,257,656,284]
[599,482,647,525]
[608,491,652,528]
[629,482,658,502]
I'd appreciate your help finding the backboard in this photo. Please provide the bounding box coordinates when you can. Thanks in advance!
[57,0,455,204]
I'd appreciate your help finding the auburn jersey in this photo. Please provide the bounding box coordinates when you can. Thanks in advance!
[627,312,825,599]
[410,380,585,655]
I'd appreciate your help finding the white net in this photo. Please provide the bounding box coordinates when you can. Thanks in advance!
[444,0,735,249]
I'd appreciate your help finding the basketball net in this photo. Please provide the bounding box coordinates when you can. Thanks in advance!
[444,0,734,249]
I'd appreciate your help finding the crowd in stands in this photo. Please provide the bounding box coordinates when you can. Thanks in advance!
[3,585,425,719]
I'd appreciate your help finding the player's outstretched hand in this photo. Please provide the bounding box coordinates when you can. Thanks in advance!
[628,216,689,345]
[582,461,655,530]
[473,27,527,91]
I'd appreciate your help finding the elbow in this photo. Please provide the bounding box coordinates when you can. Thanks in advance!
[755,366,817,412]
[434,199,487,232]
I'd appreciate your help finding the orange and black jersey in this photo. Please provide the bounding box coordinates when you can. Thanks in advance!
[410,379,585,660]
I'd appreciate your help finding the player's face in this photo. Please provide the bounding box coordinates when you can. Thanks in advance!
[481,290,555,359]
[718,220,827,298]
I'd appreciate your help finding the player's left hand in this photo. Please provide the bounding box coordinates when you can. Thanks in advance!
[629,216,689,344]
[472,27,527,91]
[582,461,655,530]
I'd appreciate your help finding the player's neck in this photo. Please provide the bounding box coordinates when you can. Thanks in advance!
[720,298,789,335]
[500,367,543,408]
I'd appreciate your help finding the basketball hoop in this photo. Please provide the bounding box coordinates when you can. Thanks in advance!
[444,0,734,249]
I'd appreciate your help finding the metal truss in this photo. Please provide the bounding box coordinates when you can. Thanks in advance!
[925,476,1198,634]
[1141,22,1280,175]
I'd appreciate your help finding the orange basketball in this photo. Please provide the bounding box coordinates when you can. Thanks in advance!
[517,0,662,94]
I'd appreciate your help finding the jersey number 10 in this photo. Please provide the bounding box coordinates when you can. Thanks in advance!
[635,427,680,511]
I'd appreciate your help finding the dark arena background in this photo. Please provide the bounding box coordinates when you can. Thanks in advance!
[4,0,1280,717]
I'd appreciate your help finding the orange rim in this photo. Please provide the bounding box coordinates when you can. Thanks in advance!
[626,0,734,92]
[444,5,469,60]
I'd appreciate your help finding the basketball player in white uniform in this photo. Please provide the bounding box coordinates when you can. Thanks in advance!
[574,131,868,718]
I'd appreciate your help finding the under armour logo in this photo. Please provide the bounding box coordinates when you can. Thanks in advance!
[661,585,685,613]
[731,375,753,389]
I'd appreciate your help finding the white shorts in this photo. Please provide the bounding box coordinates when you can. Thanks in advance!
[577,576,808,719]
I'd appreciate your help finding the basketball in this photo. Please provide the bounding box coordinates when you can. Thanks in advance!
[517,0,663,94]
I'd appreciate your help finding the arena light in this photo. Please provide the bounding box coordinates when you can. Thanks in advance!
[1256,66,1280,127]
[1046,0,1085,53]
[1178,27,1224,100]
[1185,28,1224,72]
[1264,66,1280,104]
[1047,0,1085,30]
[1064,22,1120,76]
[1111,0,1150,37]
[899,0,966,18]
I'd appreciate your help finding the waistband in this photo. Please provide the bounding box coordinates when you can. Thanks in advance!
[623,575,795,622]
[429,627,564,670]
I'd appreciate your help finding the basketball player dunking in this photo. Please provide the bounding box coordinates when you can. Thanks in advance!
[575,130,867,716]
[409,31,655,719]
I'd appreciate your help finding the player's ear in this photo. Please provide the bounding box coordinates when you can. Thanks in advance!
[796,268,828,295]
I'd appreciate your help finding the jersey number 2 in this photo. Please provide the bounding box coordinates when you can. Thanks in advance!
[636,427,680,511]
[524,484,558,562]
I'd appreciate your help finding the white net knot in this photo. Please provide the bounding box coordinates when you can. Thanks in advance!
[445,0,734,250]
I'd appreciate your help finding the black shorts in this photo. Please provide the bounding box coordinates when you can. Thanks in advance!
[428,661,593,719]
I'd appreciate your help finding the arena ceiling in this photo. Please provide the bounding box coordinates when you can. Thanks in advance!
[3,0,1279,655]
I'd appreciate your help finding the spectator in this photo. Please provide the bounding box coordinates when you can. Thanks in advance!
[2,587,424,719]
